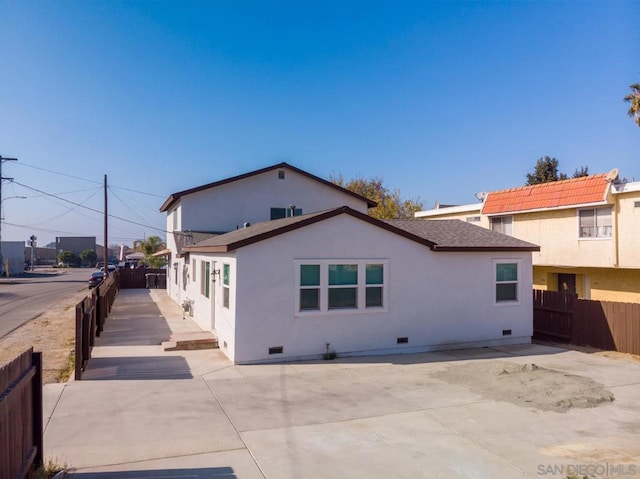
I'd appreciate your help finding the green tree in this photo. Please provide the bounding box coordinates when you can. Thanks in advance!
[136,235,167,268]
[624,83,640,127]
[525,157,568,185]
[57,250,77,267]
[572,166,589,178]
[79,249,98,267]
[330,174,424,220]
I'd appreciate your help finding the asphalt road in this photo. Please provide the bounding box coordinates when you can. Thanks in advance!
[0,268,89,338]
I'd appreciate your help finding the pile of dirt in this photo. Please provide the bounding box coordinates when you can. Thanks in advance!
[0,289,88,384]
[433,361,614,413]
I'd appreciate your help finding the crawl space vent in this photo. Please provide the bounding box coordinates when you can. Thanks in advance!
[269,346,284,355]
[397,337,409,344]
[502,329,512,336]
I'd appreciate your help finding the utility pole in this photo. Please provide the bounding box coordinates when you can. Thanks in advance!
[29,235,37,271]
[103,174,108,277]
[0,155,18,277]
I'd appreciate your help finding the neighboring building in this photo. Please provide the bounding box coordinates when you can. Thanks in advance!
[161,163,539,364]
[415,171,640,303]
[24,246,57,266]
[1,241,26,276]
[56,237,96,258]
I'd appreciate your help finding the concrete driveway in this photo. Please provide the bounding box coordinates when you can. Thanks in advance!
[43,290,640,478]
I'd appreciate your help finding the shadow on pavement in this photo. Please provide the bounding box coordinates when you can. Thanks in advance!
[71,467,236,478]
[81,356,193,380]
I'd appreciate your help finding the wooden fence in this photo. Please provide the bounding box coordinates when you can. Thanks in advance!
[0,348,43,479]
[118,268,166,289]
[533,289,640,355]
[74,272,120,380]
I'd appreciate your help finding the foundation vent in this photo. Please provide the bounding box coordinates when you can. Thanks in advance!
[269,346,284,355]
[502,329,512,336]
[397,337,409,344]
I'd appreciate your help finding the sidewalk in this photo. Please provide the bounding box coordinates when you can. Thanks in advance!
[43,288,263,478]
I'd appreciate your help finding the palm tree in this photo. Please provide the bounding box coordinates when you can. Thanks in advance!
[135,236,166,268]
[624,83,640,127]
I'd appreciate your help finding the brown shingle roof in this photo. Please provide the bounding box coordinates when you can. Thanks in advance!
[159,162,377,212]
[482,174,610,215]
[386,219,540,251]
[184,207,539,253]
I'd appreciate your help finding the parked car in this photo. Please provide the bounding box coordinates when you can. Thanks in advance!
[88,271,105,289]
[99,264,117,273]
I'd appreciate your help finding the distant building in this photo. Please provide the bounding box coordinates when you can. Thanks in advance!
[1,241,26,276]
[24,246,57,266]
[56,237,97,258]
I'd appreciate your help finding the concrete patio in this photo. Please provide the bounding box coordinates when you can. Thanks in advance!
[43,289,640,478]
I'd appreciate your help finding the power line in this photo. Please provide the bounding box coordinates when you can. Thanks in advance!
[15,161,166,197]
[12,180,170,236]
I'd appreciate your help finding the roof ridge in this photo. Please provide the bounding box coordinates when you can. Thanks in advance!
[490,173,608,195]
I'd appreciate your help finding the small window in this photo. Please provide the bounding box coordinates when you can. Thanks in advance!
[365,264,384,308]
[579,207,612,238]
[634,201,640,208]
[271,207,303,220]
[300,264,320,310]
[192,259,196,282]
[496,263,518,302]
[466,216,481,223]
[203,261,210,298]
[278,170,285,179]
[223,263,230,308]
[490,216,513,236]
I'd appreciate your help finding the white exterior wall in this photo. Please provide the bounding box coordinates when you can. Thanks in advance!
[229,215,532,364]
[179,169,369,233]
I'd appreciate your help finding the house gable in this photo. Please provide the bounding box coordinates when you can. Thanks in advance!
[160,162,377,213]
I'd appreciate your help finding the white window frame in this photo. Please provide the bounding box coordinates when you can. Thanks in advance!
[222,263,230,309]
[493,259,520,306]
[490,216,513,236]
[577,207,613,240]
[295,259,389,316]
[200,260,210,298]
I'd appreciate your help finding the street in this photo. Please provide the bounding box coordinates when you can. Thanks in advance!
[0,268,89,338]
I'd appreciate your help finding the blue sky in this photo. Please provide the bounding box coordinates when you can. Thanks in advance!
[1,1,638,246]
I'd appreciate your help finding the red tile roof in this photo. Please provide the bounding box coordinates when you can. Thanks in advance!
[482,174,610,215]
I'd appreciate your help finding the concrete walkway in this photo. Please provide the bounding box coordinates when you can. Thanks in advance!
[43,289,640,478]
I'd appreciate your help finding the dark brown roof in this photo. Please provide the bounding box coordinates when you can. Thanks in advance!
[184,206,539,254]
[386,219,540,252]
[173,231,223,257]
[159,162,377,212]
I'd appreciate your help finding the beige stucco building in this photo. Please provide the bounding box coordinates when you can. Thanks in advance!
[416,172,640,303]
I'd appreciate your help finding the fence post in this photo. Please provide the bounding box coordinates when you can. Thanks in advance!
[75,302,83,381]
[32,352,44,469]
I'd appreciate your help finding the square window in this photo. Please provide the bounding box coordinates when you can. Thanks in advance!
[366,286,383,307]
[329,264,357,285]
[300,289,319,310]
[328,287,357,309]
[579,208,612,238]
[301,265,320,286]
[366,264,383,284]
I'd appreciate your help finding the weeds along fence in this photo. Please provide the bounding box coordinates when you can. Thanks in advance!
[75,272,120,380]
[533,289,640,355]
[0,348,44,479]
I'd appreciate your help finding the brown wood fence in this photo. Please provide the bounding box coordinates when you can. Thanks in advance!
[74,272,120,380]
[0,348,43,479]
[118,268,166,289]
[533,289,640,355]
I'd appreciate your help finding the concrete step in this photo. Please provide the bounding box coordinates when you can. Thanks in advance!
[162,331,219,351]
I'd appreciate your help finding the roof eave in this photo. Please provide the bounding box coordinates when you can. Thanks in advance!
[159,162,378,212]
[431,245,541,252]
[483,200,610,216]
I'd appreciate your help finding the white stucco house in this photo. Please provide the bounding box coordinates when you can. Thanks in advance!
[161,163,539,364]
